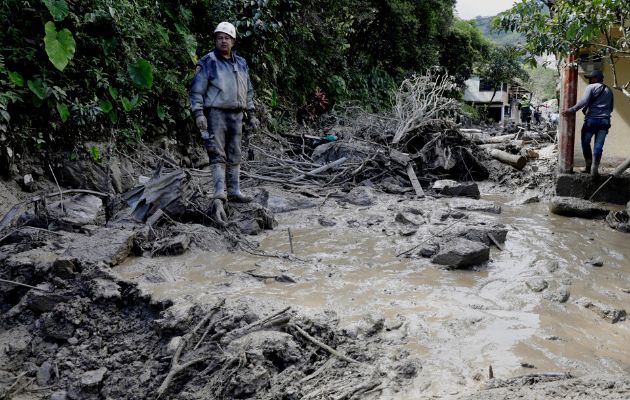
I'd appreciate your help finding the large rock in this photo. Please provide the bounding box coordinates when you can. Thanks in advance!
[64,228,136,266]
[549,197,610,219]
[578,298,626,324]
[432,238,490,268]
[59,160,112,193]
[311,141,372,164]
[47,194,105,227]
[450,223,509,246]
[345,186,376,206]
[432,180,480,199]
[254,188,316,213]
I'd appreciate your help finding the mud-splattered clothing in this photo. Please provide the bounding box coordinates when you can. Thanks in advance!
[189,49,254,165]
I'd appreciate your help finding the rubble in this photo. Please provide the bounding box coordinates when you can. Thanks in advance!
[432,237,490,268]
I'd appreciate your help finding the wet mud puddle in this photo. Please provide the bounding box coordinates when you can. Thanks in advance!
[117,195,630,398]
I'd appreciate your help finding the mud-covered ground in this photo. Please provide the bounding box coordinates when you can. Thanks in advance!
[1,131,629,399]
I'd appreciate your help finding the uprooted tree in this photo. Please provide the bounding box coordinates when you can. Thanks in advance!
[496,0,630,99]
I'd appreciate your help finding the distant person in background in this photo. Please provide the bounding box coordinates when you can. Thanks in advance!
[518,95,532,129]
[533,107,542,125]
[562,69,614,176]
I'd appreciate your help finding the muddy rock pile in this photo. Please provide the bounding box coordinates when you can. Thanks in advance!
[0,229,418,399]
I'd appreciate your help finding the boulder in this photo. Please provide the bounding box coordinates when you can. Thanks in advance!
[432,180,480,199]
[544,287,570,303]
[311,141,372,164]
[151,234,190,256]
[432,238,490,268]
[448,198,501,214]
[89,278,121,301]
[64,228,136,266]
[549,197,609,219]
[450,223,509,246]
[254,188,316,213]
[47,194,105,227]
[345,186,376,206]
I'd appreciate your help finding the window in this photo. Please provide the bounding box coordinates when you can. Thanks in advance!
[479,79,498,92]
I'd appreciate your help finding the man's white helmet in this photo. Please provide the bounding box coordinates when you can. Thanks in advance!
[214,22,236,39]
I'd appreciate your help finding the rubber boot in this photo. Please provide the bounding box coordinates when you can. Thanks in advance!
[582,157,592,174]
[591,155,601,177]
[227,164,252,203]
[212,163,227,201]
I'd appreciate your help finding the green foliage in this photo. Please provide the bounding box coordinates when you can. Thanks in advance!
[478,45,529,101]
[523,65,559,101]
[43,21,76,71]
[128,59,154,89]
[56,102,70,122]
[439,19,492,85]
[472,16,524,46]
[89,145,101,162]
[43,0,69,21]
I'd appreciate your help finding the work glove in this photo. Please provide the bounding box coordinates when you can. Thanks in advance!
[246,110,260,133]
[195,113,208,131]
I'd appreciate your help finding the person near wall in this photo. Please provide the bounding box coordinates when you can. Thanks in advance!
[562,69,614,176]
[518,95,532,129]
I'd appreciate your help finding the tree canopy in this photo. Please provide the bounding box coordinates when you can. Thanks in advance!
[497,0,630,98]
[0,0,490,155]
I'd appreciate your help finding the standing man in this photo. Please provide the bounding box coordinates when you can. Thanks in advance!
[563,69,614,176]
[189,21,259,208]
[518,95,532,129]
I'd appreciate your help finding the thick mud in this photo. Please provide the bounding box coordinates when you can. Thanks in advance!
[117,189,630,398]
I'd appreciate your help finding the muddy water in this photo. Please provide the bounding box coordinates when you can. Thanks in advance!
[117,195,630,398]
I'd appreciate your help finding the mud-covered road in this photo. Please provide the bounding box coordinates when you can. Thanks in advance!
[116,184,630,399]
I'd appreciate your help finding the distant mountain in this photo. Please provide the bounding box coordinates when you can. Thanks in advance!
[472,16,524,46]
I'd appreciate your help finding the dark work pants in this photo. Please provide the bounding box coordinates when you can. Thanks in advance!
[205,108,243,165]
[581,117,610,160]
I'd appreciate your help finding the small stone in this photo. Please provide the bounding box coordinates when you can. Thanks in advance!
[526,278,549,293]
[166,336,183,355]
[90,278,121,300]
[50,391,68,400]
[520,362,536,369]
[345,186,376,206]
[399,229,417,237]
[318,216,336,227]
[544,288,570,303]
[80,367,107,387]
[586,257,604,267]
[395,212,420,226]
[36,361,53,386]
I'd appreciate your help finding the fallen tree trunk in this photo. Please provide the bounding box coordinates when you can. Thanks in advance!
[477,134,517,144]
[489,149,527,170]
[478,140,524,151]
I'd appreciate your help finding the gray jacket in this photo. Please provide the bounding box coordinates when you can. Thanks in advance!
[569,83,614,119]
[189,49,254,118]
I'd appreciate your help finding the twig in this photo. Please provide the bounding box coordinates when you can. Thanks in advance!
[287,228,294,253]
[335,379,382,400]
[299,358,336,384]
[0,278,51,292]
[48,164,65,214]
[220,307,292,344]
[289,323,361,364]
[156,298,225,398]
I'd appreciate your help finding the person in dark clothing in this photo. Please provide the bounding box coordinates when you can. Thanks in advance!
[562,69,614,176]
[518,95,532,129]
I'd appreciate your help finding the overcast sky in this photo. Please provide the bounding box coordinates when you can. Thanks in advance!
[455,0,516,20]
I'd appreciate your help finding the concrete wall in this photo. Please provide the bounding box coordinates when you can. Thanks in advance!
[573,61,630,167]
[463,76,509,104]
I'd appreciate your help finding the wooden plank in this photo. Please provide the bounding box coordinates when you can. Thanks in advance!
[406,163,425,197]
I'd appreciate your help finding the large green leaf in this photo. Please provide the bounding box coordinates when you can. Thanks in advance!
[108,86,118,100]
[127,59,153,89]
[44,22,76,71]
[98,99,113,113]
[43,0,69,21]
[56,102,70,122]
[27,79,46,100]
[8,71,24,87]
[121,95,139,112]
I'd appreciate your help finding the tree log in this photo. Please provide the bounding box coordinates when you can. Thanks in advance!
[489,149,527,170]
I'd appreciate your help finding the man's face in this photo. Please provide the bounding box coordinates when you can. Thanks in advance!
[215,33,234,55]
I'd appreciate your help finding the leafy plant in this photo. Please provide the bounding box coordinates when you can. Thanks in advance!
[89,145,101,162]
[43,21,76,71]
